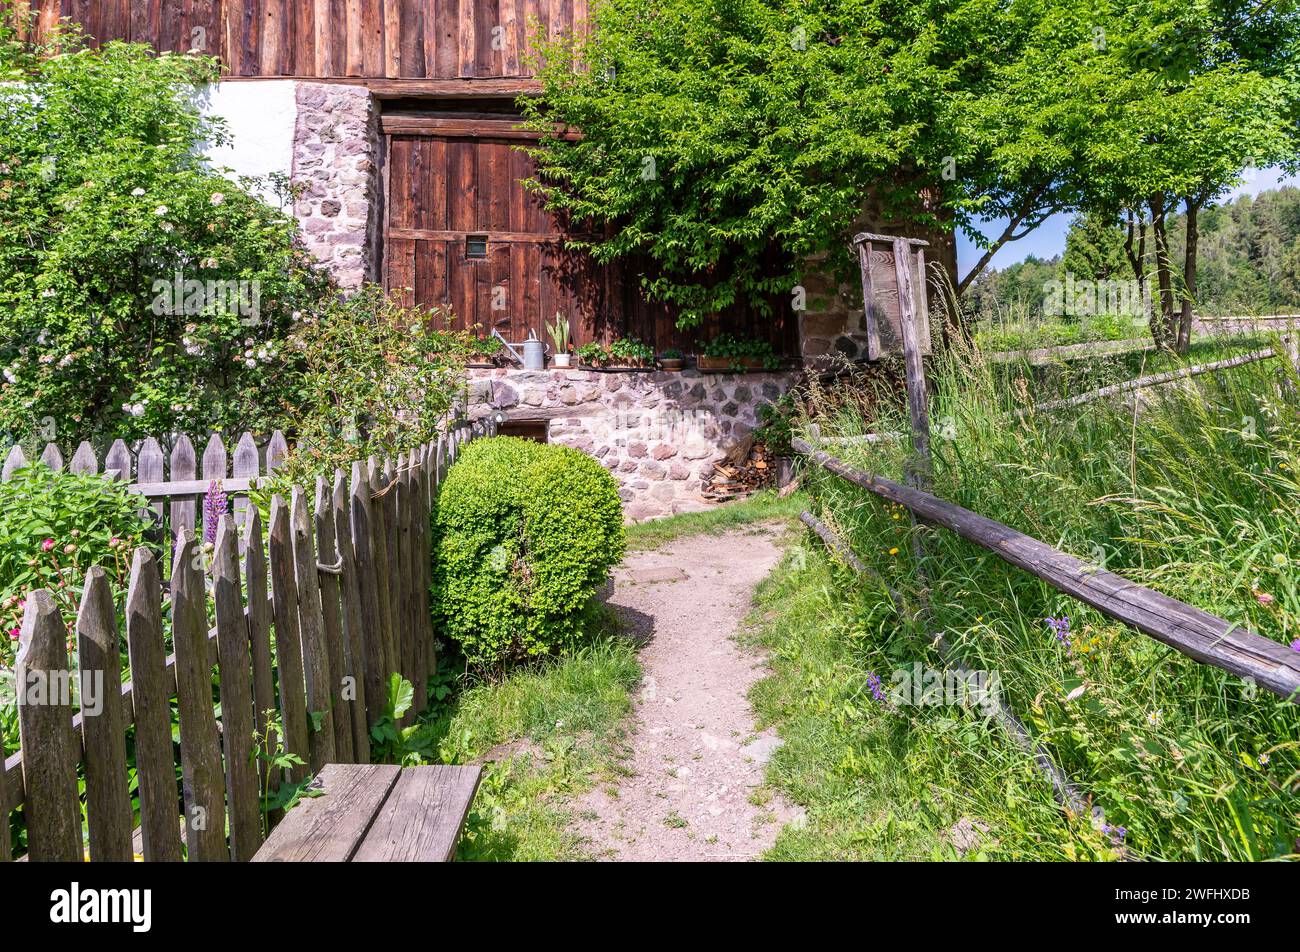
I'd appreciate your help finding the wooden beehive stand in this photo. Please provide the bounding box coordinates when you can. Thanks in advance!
[0,418,490,862]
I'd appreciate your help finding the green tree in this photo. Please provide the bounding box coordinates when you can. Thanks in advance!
[523,0,1099,330]
[1077,1,1300,350]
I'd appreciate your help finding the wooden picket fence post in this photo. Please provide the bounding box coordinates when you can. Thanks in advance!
[0,417,492,861]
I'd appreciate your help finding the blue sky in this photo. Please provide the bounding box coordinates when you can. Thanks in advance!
[956,168,1300,276]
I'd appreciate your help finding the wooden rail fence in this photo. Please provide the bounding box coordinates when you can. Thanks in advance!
[792,437,1300,702]
[1,418,491,861]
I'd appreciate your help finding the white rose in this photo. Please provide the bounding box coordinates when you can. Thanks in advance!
[131,187,145,197]
[154,205,168,216]
[210,193,224,205]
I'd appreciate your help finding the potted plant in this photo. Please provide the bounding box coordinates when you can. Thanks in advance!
[658,348,685,372]
[697,333,780,371]
[547,312,572,368]
[468,335,504,367]
[609,336,655,369]
[577,341,611,369]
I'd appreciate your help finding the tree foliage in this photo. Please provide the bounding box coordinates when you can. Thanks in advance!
[525,0,1300,342]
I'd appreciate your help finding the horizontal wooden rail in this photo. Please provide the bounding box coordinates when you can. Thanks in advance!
[792,438,1300,701]
[128,477,264,497]
[1019,348,1277,417]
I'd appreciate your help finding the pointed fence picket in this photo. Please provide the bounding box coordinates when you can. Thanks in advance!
[1,417,492,861]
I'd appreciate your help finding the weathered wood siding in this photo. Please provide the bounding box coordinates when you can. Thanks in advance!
[383,120,799,352]
[16,0,584,79]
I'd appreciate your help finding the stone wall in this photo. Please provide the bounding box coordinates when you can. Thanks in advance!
[466,367,796,521]
[291,82,382,288]
[798,190,958,367]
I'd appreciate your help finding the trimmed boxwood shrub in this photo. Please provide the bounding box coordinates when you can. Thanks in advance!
[432,436,625,668]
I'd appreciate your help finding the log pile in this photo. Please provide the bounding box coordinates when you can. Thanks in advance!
[701,433,780,501]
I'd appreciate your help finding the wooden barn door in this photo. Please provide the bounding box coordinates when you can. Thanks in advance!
[383,117,604,345]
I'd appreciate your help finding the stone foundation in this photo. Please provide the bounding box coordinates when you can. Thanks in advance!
[466,367,796,521]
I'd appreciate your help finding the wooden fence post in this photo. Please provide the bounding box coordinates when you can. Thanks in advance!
[291,487,336,772]
[315,475,354,763]
[125,547,184,862]
[212,515,262,861]
[369,457,398,685]
[170,435,197,539]
[171,533,229,861]
[335,468,371,760]
[77,566,134,861]
[16,590,83,862]
[351,462,386,730]
[243,507,279,804]
[268,495,311,783]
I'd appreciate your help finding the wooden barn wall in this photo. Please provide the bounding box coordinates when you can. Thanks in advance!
[14,0,585,79]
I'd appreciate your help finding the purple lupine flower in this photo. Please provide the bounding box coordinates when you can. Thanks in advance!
[1291,638,1300,653]
[866,671,886,703]
[203,479,228,544]
[1045,616,1072,653]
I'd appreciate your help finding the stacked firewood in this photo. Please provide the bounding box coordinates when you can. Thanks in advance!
[701,433,779,500]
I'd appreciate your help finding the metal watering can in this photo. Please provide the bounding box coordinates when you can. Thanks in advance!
[492,328,548,370]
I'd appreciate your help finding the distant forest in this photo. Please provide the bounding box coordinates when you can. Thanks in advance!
[965,187,1300,321]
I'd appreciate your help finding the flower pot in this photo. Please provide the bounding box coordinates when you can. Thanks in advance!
[696,356,732,371]
[552,353,572,368]
[659,358,684,372]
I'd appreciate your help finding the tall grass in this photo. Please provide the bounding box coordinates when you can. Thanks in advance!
[797,333,1300,860]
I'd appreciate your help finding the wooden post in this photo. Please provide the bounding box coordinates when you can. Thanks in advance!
[126,548,184,862]
[212,515,262,860]
[243,507,279,803]
[290,487,336,773]
[268,495,311,782]
[16,590,83,862]
[171,533,229,861]
[76,567,134,861]
[892,236,932,491]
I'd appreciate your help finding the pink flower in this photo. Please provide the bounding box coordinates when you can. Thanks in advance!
[40,538,54,552]
[1257,592,1275,605]
[8,628,18,639]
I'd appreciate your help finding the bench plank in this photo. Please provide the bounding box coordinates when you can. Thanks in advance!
[252,764,401,862]
[352,765,482,863]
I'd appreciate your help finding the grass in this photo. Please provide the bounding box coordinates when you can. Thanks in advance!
[789,331,1300,860]
[392,626,641,861]
[974,313,1144,353]
[745,543,1095,860]
[625,488,807,549]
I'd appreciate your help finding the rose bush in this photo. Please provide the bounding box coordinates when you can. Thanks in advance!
[0,26,326,447]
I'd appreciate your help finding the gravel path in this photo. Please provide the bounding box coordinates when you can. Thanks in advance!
[574,524,803,861]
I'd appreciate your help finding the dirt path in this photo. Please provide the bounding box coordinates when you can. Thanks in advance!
[574,524,803,861]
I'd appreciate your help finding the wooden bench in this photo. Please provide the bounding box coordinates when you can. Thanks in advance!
[252,763,482,862]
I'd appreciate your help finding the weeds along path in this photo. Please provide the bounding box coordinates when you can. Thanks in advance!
[574,524,803,861]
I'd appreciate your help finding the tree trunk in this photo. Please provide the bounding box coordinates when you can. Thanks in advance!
[1175,198,1200,355]
[1148,195,1176,349]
